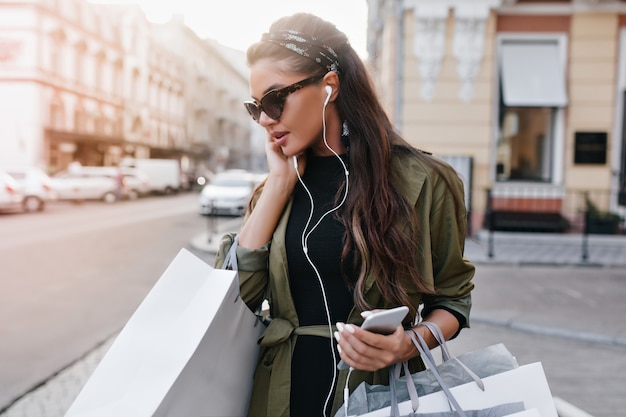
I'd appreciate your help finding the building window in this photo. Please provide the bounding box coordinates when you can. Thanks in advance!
[94,111,105,135]
[50,46,61,75]
[94,51,105,91]
[75,106,86,132]
[496,36,568,183]
[113,60,123,97]
[50,98,65,130]
[75,42,87,85]
[49,29,65,75]
[132,68,141,100]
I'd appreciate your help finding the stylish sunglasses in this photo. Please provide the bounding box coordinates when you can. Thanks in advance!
[244,74,324,122]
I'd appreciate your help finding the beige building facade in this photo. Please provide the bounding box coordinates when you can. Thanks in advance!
[368,0,626,234]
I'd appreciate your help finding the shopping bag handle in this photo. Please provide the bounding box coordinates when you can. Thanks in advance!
[387,323,481,417]
[406,329,469,417]
[419,322,484,391]
[221,236,267,327]
[390,360,420,417]
[222,235,239,271]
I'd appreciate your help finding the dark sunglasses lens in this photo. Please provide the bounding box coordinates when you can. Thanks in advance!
[260,92,282,120]
[244,102,261,121]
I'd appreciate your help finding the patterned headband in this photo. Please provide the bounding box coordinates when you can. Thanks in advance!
[261,30,341,73]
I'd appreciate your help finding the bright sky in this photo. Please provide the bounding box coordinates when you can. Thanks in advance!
[93,0,369,57]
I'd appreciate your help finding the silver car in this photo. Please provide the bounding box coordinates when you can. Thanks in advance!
[0,169,24,213]
[198,170,266,216]
[3,166,57,212]
[51,167,119,203]
[119,167,151,199]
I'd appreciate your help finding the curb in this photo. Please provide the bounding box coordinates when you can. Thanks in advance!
[472,315,626,348]
[190,232,221,254]
[190,217,244,254]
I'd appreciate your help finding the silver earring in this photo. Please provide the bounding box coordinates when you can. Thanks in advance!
[342,121,349,137]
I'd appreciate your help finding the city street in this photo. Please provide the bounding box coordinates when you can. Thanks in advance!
[3,1,626,417]
[0,193,234,410]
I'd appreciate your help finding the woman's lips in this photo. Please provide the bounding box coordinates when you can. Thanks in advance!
[272,132,288,147]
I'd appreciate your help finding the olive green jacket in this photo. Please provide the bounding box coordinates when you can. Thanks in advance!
[215,151,475,417]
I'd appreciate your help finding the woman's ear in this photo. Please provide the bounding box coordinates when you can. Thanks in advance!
[322,71,340,102]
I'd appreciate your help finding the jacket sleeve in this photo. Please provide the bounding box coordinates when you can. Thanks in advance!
[214,232,270,313]
[420,163,475,329]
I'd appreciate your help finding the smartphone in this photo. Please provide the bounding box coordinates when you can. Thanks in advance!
[360,306,409,335]
[336,306,409,370]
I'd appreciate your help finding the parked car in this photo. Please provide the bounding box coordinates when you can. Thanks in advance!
[199,170,265,216]
[50,166,119,203]
[3,166,56,212]
[119,167,150,200]
[0,169,24,213]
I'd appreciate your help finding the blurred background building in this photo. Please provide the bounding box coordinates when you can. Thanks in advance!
[3,0,626,235]
[0,0,260,180]
[367,0,626,235]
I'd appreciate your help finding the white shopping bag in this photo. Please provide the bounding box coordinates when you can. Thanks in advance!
[65,248,264,417]
[362,362,557,417]
[506,410,541,417]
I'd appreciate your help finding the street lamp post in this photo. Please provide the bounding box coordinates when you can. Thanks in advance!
[207,199,216,243]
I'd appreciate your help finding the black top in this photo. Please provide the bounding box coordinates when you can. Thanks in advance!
[286,153,354,417]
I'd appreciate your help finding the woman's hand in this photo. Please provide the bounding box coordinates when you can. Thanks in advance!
[334,309,461,371]
[333,322,415,372]
[265,138,306,182]
[237,139,305,250]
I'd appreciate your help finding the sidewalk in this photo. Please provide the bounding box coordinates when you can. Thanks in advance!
[465,230,626,268]
[2,230,624,417]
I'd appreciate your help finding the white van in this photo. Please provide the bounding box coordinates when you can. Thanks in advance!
[120,158,181,194]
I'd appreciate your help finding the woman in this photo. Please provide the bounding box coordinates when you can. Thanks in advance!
[215,12,475,417]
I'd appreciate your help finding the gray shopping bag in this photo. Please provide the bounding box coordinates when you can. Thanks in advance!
[337,326,557,417]
[65,248,264,417]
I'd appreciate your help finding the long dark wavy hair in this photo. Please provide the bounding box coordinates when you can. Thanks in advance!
[246,13,465,318]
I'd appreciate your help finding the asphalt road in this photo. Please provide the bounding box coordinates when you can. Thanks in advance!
[0,193,216,409]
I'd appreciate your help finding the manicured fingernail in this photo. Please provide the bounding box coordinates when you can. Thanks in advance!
[334,331,341,341]
[336,322,345,332]
[345,324,355,334]
[361,311,373,317]
[337,345,342,353]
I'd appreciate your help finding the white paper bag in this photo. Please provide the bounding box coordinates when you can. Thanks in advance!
[362,362,557,417]
[505,410,541,417]
[65,248,264,417]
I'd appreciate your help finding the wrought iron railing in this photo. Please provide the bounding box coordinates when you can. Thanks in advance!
[483,187,625,261]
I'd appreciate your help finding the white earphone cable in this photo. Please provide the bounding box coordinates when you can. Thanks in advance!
[293,91,349,417]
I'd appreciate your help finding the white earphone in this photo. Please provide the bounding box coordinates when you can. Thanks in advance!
[324,85,332,106]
